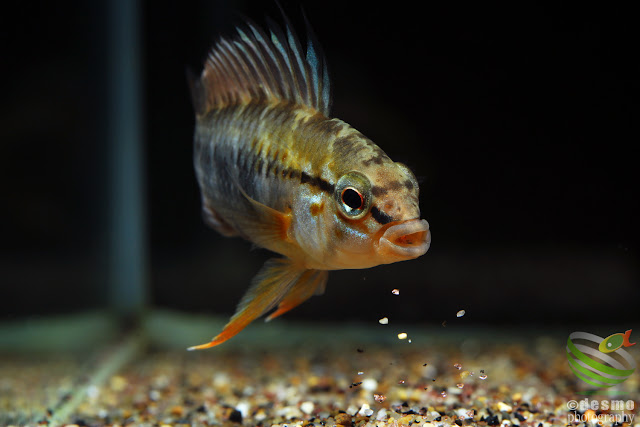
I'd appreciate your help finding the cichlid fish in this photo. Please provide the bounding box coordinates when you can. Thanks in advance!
[187,14,431,350]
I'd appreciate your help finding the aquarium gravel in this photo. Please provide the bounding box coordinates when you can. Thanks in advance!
[1,314,638,426]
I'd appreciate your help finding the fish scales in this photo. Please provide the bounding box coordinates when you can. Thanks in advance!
[188,14,431,350]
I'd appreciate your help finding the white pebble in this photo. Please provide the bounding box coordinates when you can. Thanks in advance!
[347,404,359,415]
[276,405,302,420]
[378,317,389,324]
[497,401,513,412]
[455,408,473,419]
[457,309,466,317]
[235,401,250,418]
[358,403,374,417]
[376,408,388,421]
[300,401,315,415]
[361,378,378,391]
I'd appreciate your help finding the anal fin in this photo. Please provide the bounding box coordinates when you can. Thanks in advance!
[188,258,310,350]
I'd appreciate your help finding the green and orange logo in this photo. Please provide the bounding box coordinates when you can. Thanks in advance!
[566,330,636,389]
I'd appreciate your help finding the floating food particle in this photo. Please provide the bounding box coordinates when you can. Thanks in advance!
[456,383,464,389]
[356,348,364,353]
[357,371,364,375]
[479,374,488,380]
[398,379,405,384]
[440,391,447,397]
[391,288,400,295]
[442,320,447,327]
[456,309,465,317]
[361,378,378,391]
[453,363,462,370]
[460,370,471,379]
[374,394,387,403]
[349,381,363,388]
[398,332,408,340]
[378,317,389,324]
[423,363,428,366]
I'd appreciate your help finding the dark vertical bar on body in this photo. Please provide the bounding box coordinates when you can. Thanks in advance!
[107,0,148,319]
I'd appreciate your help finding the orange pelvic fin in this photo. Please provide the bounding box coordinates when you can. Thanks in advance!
[188,258,305,351]
[266,269,328,321]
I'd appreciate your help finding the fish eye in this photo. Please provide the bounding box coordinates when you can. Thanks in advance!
[341,187,364,210]
[335,171,372,219]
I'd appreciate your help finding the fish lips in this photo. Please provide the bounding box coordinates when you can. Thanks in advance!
[377,218,431,260]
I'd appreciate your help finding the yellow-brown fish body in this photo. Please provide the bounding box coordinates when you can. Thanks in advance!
[188,17,431,350]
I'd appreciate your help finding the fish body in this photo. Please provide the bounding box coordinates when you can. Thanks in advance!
[188,15,431,350]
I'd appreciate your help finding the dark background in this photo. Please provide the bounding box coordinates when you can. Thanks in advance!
[2,1,638,327]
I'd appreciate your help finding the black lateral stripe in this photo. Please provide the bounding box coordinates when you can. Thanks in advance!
[300,171,335,193]
[371,206,393,225]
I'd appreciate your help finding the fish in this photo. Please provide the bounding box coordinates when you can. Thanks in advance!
[187,12,431,350]
[598,329,636,353]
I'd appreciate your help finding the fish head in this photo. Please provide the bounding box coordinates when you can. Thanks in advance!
[326,161,431,269]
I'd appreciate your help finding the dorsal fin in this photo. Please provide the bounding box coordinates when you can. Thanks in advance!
[192,14,332,117]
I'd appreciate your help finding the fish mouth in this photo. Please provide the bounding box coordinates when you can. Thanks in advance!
[378,219,431,260]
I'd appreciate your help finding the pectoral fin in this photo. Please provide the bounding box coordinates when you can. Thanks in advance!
[229,176,294,255]
[188,258,308,350]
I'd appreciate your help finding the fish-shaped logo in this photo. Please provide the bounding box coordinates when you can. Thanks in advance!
[598,329,636,354]
[187,13,431,350]
[566,330,636,388]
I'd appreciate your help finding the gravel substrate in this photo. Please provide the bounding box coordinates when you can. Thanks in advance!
[1,313,638,426]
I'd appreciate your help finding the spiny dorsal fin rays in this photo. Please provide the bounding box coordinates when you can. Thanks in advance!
[264,16,309,109]
[280,11,313,109]
[302,10,332,114]
[196,12,331,117]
